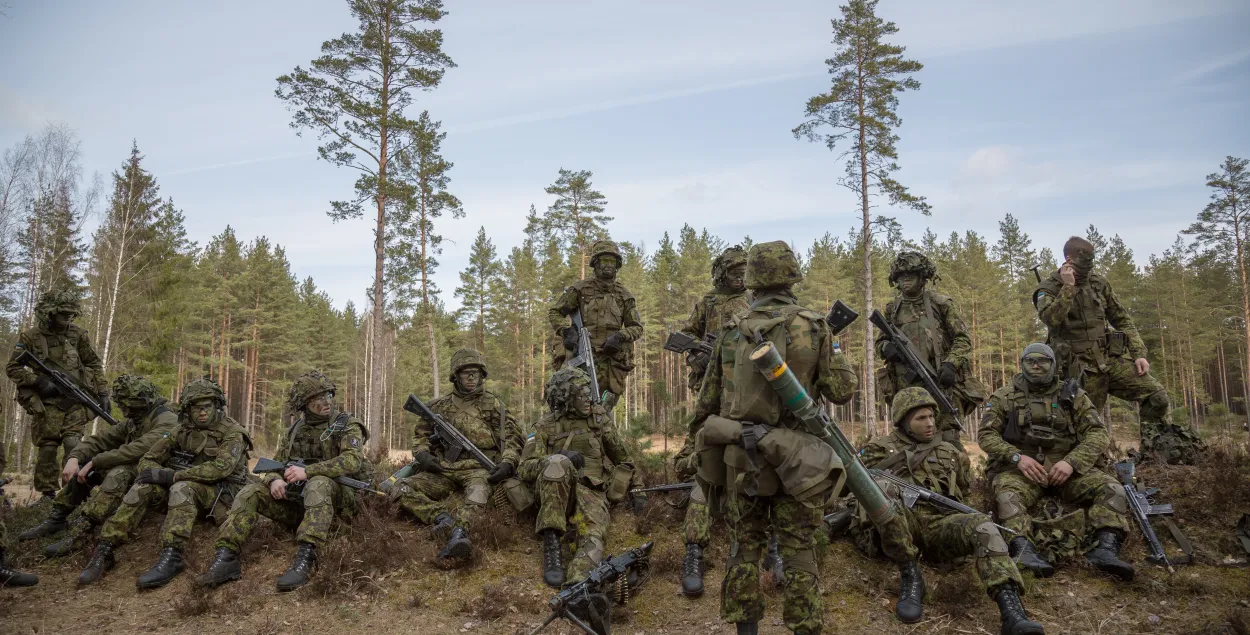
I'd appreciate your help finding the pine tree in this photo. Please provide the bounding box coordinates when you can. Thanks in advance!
[455,226,500,352]
[543,168,611,280]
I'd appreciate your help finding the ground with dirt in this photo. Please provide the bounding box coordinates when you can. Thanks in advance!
[3,441,1248,635]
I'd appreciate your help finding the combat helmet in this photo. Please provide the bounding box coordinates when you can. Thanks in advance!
[712,245,747,289]
[890,386,938,428]
[888,251,939,286]
[33,288,81,324]
[589,239,622,267]
[745,240,802,290]
[179,377,225,412]
[544,366,593,413]
[448,348,488,383]
[1020,343,1057,387]
[287,370,336,414]
[112,374,161,410]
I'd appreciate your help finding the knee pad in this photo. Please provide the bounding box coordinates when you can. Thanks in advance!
[580,535,605,564]
[99,468,133,496]
[1144,390,1169,410]
[542,455,572,481]
[1097,483,1129,514]
[996,491,1024,520]
[303,476,334,508]
[465,481,491,506]
[974,520,1009,557]
[167,481,195,508]
[123,484,152,506]
[784,548,820,577]
[688,481,707,505]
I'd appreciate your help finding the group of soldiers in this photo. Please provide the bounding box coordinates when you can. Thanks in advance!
[0,235,1207,635]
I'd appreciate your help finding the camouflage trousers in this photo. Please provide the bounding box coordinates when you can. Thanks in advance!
[721,491,825,634]
[215,476,347,552]
[100,480,236,549]
[992,470,1130,537]
[685,499,712,546]
[52,464,137,525]
[30,405,88,494]
[531,455,611,583]
[1083,356,1202,461]
[392,467,492,528]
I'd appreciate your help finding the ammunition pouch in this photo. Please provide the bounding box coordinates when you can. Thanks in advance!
[756,427,843,502]
[605,463,635,504]
[702,415,743,445]
[500,477,535,512]
[694,428,726,487]
[1106,331,1127,358]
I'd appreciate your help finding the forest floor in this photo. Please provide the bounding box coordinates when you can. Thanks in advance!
[3,439,1249,635]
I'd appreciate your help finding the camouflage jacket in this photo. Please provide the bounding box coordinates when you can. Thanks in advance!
[1034,271,1146,368]
[68,398,179,470]
[139,413,251,484]
[518,404,636,489]
[262,411,369,485]
[410,388,522,470]
[679,289,749,343]
[858,430,971,512]
[547,278,644,363]
[875,289,973,375]
[977,375,1108,476]
[6,324,107,404]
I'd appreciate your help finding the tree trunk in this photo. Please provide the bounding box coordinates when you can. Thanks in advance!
[1234,207,1250,419]
[856,51,877,436]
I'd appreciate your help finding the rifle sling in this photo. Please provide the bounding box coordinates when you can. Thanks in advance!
[1161,516,1194,564]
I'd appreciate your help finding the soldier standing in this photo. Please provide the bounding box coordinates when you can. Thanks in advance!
[78,378,251,588]
[695,241,857,635]
[979,343,1135,582]
[19,375,179,557]
[519,367,643,588]
[876,251,985,451]
[547,239,643,409]
[198,371,368,592]
[391,348,528,561]
[671,245,748,597]
[1034,236,1202,463]
[847,387,1044,634]
[6,289,108,498]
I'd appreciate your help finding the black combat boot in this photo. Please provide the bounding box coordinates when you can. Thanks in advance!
[136,546,185,589]
[196,547,242,588]
[45,517,94,557]
[1009,537,1055,578]
[18,503,72,541]
[681,543,704,597]
[895,561,926,624]
[439,527,472,560]
[276,542,317,592]
[541,529,564,588]
[993,583,1045,635]
[78,541,116,586]
[1084,529,1134,581]
[0,548,39,587]
[431,512,455,540]
[735,622,759,635]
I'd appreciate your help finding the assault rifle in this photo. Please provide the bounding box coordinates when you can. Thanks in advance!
[531,541,653,635]
[170,450,248,486]
[403,394,496,472]
[629,481,694,496]
[252,457,385,497]
[868,469,1015,535]
[868,309,959,418]
[663,331,714,356]
[567,309,604,404]
[1114,459,1191,570]
[15,349,117,426]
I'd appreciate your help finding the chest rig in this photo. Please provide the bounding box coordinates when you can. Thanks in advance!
[435,392,506,462]
[287,411,352,462]
[872,432,962,501]
[536,410,607,479]
[172,416,242,471]
[577,281,626,348]
[1002,380,1080,464]
[889,290,945,370]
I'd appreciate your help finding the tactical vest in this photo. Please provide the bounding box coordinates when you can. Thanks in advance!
[719,298,825,427]
[532,409,610,483]
[888,290,947,369]
[576,280,630,352]
[699,291,749,339]
[871,432,963,502]
[432,391,506,461]
[287,411,363,464]
[1036,274,1111,354]
[998,378,1078,464]
[171,415,250,479]
[23,326,97,408]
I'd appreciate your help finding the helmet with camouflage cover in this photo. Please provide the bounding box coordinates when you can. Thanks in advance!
[33,288,82,323]
[544,366,593,413]
[112,374,160,409]
[589,239,622,267]
[287,370,336,414]
[712,245,747,289]
[888,251,939,286]
[178,377,225,412]
[745,240,802,290]
[890,386,938,428]
[448,348,489,382]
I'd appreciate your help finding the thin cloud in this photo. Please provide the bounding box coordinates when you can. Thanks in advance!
[1172,47,1250,84]
[163,152,307,176]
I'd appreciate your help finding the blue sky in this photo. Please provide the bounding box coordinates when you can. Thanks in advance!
[2,0,1247,312]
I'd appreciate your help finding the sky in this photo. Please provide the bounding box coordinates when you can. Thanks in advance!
[1,0,1248,313]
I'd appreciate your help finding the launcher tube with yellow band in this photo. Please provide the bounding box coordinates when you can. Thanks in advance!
[748,341,895,527]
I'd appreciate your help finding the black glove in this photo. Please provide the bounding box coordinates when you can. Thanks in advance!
[686,350,710,374]
[136,468,175,488]
[487,461,515,485]
[557,450,584,471]
[938,362,959,389]
[34,376,59,397]
[413,450,444,474]
[882,342,907,364]
[631,494,648,515]
[97,390,112,415]
[562,327,580,351]
[601,331,627,355]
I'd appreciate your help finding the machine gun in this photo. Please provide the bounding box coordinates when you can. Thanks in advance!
[1115,459,1191,570]
[869,469,1014,535]
[252,457,384,497]
[663,331,714,356]
[566,309,605,404]
[868,309,959,418]
[530,541,653,635]
[15,349,117,426]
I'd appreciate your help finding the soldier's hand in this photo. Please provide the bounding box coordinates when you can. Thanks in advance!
[414,450,444,474]
[938,362,959,389]
[1134,358,1150,376]
[270,479,287,500]
[77,461,94,484]
[556,450,585,471]
[882,342,906,364]
[284,465,308,483]
[137,468,175,488]
[562,327,580,351]
[631,494,648,515]
[686,351,710,374]
[601,331,627,355]
[62,457,80,484]
[34,376,58,396]
[1048,460,1074,486]
[1059,262,1076,287]
[1017,455,1048,485]
[487,461,515,485]
[675,453,699,479]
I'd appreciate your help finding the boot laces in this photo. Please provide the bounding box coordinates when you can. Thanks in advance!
[684,547,701,577]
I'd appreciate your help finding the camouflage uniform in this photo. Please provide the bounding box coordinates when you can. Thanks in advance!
[519,367,642,585]
[1034,258,1201,463]
[393,349,526,530]
[1,447,39,586]
[547,240,644,407]
[6,289,107,495]
[695,241,857,634]
[876,252,986,450]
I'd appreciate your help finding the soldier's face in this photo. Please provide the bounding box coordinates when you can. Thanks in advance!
[120,399,147,418]
[189,399,215,424]
[897,273,923,297]
[1021,354,1054,384]
[569,386,592,416]
[594,256,619,281]
[726,264,746,292]
[50,312,73,329]
[306,391,333,416]
[905,407,936,442]
[456,368,483,393]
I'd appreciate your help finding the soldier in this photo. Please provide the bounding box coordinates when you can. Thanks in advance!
[77,378,251,588]
[18,374,179,556]
[198,371,368,592]
[847,387,1044,634]
[876,251,985,452]
[519,366,644,588]
[1,438,39,587]
[547,239,644,409]
[1034,236,1202,464]
[6,289,108,498]
[391,348,528,561]
[979,343,1135,582]
[671,245,749,597]
[694,241,857,635]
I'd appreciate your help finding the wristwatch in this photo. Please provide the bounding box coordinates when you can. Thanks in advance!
[1010,453,1021,465]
